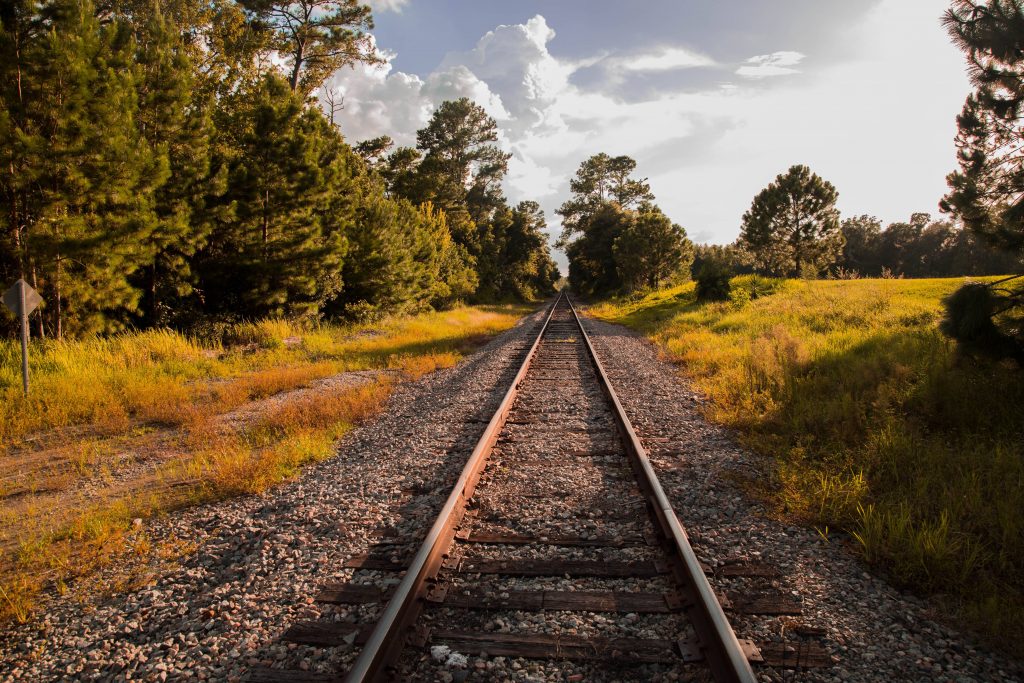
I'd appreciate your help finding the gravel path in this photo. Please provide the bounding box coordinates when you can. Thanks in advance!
[0,306,1020,683]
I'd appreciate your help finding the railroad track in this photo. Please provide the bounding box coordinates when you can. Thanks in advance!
[253,292,834,682]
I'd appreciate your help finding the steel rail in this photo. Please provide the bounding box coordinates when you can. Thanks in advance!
[564,294,758,683]
[342,292,564,683]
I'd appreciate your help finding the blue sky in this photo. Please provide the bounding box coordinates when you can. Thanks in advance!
[327,1,973,270]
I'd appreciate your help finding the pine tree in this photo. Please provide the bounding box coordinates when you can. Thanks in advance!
[559,153,655,295]
[739,164,841,277]
[942,0,1024,253]
[240,0,379,95]
[0,0,41,295]
[197,74,346,319]
[6,0,166,336]
[613,204,694,292]
[414,98,511,252]
[557,153,653,242]
[939,1,1024,358]
[128,5,217,327]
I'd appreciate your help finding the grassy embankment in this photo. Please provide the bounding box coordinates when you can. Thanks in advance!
[0,304,531,623]
[590,277,1023,650]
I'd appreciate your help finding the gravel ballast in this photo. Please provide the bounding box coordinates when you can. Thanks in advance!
[1,305,1021,683]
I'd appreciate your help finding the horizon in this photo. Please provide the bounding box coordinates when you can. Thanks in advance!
[328,0,972,271]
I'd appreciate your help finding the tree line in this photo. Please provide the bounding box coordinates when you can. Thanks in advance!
[0,0,557,338]
[689,164,1023,282]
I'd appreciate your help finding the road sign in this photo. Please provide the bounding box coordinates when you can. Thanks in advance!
[3,279,42,396]
[3,279,42,316]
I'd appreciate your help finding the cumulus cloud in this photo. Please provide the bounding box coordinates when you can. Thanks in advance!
[736,51,806,78]
[329,0,969,269]
[321,39,507,146]
[438,16,573,134]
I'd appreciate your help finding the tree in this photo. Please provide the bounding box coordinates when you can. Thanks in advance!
[127,5,218,327]
[557,153,653,241]
[564,202,629,296]
[476,201,558,301]
[196,74,347,319]
[838,215,883,276]
[940,1,1024,358]
[739,164,841,277]
[612,204,694,292]
[941,0,1024,253]
[241,0,378,94]
[1,0,166,336]
[354,134,392,170]
[414,98,511,245]
[559,154,656,295]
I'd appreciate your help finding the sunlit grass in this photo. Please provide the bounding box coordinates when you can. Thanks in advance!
[0,305,528,446]
[0,303,533,624]
[591,277,1024,650]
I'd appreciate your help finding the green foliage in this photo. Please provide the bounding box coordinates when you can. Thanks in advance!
[695,257,733,302]
[198,74,348,319]
[942,0,1024,254]
[560,154,691,296]
[939,1,1024,361]
[240,0,378,94]
[835,213,1023,278]
[413,98,511,238]
[739,164,842,277]
[1,0,167,336]
[0,1,552,338]
[380,99,556,303]
[613,204,693,292]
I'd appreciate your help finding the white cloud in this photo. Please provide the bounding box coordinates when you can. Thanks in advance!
[736,51,805,78]
[618,47,715,72]
[366,0,409,13]
[438,15,573,134]
[330,0,971,270]
[423,65,510,121]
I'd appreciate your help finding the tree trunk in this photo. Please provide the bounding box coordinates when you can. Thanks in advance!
[289,45,303,91]
[55,253,63,340]
[31,262,43,339]
[148,261,158,326]
[262,189,270,251]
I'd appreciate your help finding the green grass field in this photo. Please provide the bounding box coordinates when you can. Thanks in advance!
[590,277,1024,650]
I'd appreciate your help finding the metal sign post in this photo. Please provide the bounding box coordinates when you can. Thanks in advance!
[2,279,43,396]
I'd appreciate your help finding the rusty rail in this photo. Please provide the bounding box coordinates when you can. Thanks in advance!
[342,291,757,683]
[564,294,757,683]
[342,292,563,682]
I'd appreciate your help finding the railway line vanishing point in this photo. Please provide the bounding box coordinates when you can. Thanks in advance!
[253,293,835,682]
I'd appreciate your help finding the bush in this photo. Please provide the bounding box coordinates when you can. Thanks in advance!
[695,258,733,301]
[941,278,1024,361]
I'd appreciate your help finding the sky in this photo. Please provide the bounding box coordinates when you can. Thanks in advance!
[323,0,973,270]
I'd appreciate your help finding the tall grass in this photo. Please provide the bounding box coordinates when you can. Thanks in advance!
[0,305,528,447]
[0,303,532,624]
[591,277,1024,650]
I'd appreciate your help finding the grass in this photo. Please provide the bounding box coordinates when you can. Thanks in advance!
[590,276,1024,650]
[0,303,532,624]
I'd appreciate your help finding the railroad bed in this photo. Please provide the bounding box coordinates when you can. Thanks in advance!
[253,294,834,682]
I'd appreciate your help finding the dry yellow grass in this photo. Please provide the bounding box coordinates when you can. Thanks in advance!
[0,303,532,624]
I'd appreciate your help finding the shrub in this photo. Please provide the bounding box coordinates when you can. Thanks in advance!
[695,258,733,301]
